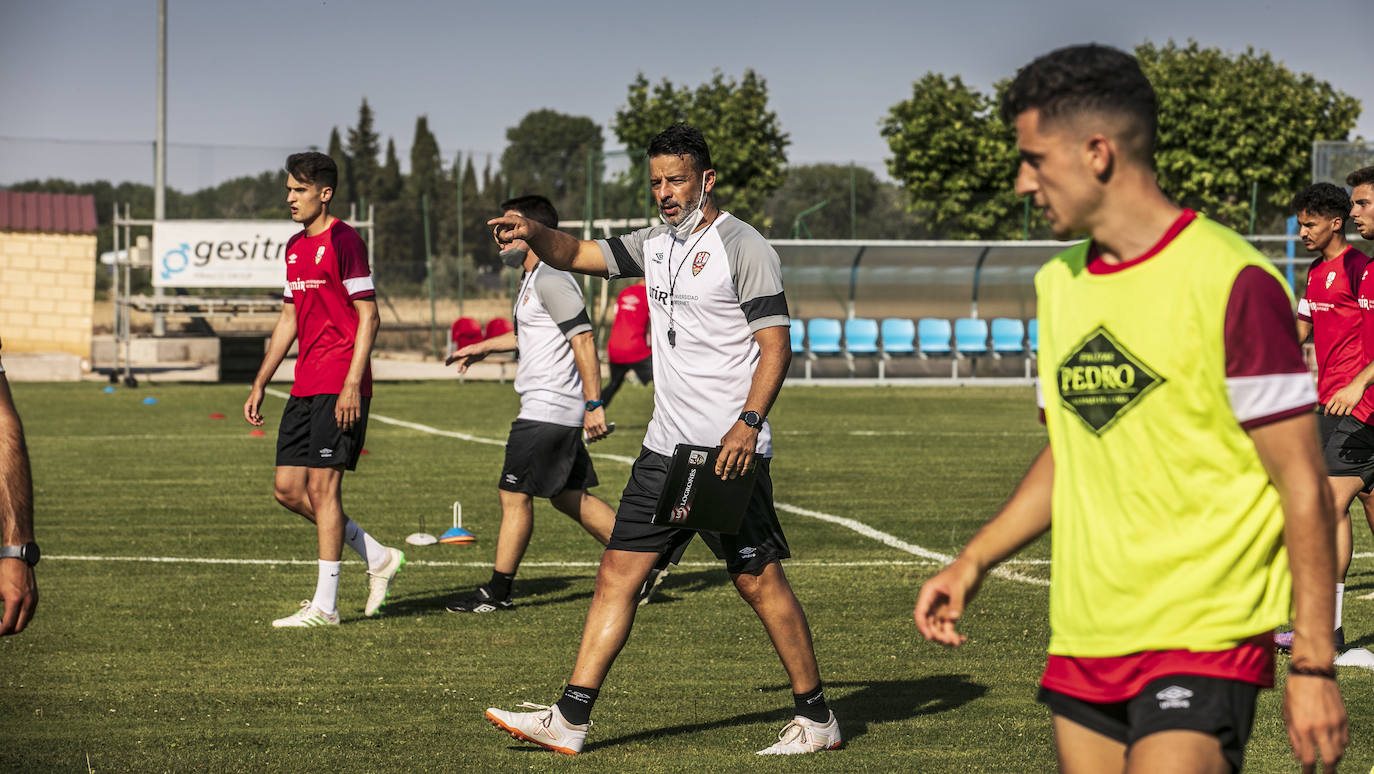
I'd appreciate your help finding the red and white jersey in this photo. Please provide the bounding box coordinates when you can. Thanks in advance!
[1297,246,1369,405]
[607,284,651,364]
[283,219,375,397]
[1352,261,1374,423]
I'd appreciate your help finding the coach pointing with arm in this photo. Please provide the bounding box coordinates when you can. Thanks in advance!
[483,124,838,756]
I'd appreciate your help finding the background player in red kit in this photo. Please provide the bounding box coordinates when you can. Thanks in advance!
[1276,182,1369,650]
[601,279,652,410]
[243,152,403,628]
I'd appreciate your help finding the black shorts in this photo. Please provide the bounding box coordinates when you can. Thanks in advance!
[607,447,790,575]
[1323,414,1374,487]
[611,357,653,385]
[1316,405,1344,447]
[499,419,598,498]
[275,393,370,471]
[1038,675,1260,773]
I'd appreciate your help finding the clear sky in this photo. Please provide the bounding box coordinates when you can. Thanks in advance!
[1,0,1369,192]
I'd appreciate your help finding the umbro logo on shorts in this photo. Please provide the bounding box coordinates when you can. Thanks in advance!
[504,473,519,484]
[1155,685,1193,710]
[319,447,333,458]
[738,546,758,559]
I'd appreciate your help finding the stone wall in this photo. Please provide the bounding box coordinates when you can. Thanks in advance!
[0,231,97,358]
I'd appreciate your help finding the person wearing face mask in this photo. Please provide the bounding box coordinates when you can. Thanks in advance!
[442,195,621,614]
[482,124,839,756]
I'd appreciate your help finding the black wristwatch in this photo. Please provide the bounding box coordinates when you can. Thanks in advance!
[738,410,763,429]
[585,400,604,412]
[0,541,39,567]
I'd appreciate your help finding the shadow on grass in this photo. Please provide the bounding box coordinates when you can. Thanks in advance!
[584,675,987,751]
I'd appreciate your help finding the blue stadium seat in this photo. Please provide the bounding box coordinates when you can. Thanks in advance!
[805,318,843,379]
[881,318,917,356]
[990,318,1025,355]
[844,318,880,377]
[790,319,806,355]
[917,318,957,377]
[1027,318,1039,378]
[955,318,990,377]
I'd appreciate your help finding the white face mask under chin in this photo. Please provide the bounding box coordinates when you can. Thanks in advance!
[662,173,708,240]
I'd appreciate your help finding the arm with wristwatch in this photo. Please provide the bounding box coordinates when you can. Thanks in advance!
[0,364,37,636]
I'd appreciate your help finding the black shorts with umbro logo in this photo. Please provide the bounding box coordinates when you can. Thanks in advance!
[275,393,370,471]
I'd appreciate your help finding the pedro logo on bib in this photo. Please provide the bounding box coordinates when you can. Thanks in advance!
[1057,326,1165,434]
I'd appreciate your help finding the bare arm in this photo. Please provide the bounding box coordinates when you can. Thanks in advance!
[335,298,380,431]
[1325,353,1374,415]
[1250,414,1347,770]
[489,215,608,277]
[914,444,1054,646]
[445,330,517,374]
[569,331,608,441]
[1296,319,1312,346]
[0,373,36,635]
[243,304,299,426]
[716,325,790,480]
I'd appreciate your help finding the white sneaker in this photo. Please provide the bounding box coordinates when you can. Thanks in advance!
[365,547,405,616]
[272,600,340,628]
[485,702,589,755]
[757,712,842,755]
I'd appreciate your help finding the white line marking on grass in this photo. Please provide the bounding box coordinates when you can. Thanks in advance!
[47,554,949,569]
[263,388,1047,586]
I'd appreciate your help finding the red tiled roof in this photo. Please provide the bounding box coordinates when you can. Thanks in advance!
[0,191,98,234]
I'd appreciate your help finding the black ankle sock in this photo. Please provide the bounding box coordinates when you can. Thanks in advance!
[793,684,830,723]
[555,684,599,726]
[487,571,515,600]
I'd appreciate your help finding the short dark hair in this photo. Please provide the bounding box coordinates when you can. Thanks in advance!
[1291,183,1351,223]
[285,151,338,190]
[1346,166,1374,191]
[1002,44,1158,162]
[647,123,712,176]
[501,195,559,229]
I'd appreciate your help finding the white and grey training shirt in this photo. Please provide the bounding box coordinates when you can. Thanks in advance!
[512,262,593,428]
[597,211,789,457]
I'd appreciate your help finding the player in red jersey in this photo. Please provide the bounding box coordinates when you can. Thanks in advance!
[243,152,403,628]
[1276,183,1368,651]
[601,279,652,409]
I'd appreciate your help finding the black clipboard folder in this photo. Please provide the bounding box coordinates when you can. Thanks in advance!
[651,444,758,535]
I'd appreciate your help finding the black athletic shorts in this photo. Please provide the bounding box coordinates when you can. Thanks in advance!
[607,447,790,575]
[1323,414,1374,487]
[498,418,598,498]
[1317,404,1343,448]
[1038,675,1260,773]
[275,393,370,471]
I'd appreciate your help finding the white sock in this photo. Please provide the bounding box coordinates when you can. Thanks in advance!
[1336,583,1345,629]
[344,518,387,571]
[312,560,342,615]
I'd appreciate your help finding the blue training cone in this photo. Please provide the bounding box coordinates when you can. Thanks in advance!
[439,501,476,545]
[142,396,158,405]
[102,386,115,394]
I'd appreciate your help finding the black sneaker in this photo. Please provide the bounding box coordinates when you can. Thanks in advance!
[445,584,513,613]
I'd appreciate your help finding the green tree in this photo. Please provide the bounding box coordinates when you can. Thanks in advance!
[500,109,603,223]
[408,116,444,204]
[326,127,352,207]
[613,70,789,229]
[378,139,403,201]
[347,98,382,206]
[1139,39,1360,231]
[762,164,915,239]
[881,73,1021,239]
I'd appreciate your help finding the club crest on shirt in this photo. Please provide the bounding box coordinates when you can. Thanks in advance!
[692,251,710,276]
[315,245,327,265]
[1326,271,1336,289]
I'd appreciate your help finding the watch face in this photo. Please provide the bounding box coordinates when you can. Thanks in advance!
[22,541,38,566]
[741,411,762,427]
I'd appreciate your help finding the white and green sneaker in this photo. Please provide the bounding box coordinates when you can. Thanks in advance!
[756,712,842,755]
[365,547,405,617]
[272,601,340,628]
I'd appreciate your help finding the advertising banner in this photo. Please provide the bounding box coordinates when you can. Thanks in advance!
[151,220,302,288]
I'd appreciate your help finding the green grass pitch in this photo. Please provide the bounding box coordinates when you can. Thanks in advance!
[2,381,1370,772]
